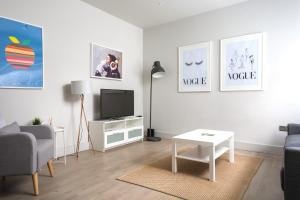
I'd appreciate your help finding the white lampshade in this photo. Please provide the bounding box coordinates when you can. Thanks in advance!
[152,72,165,79]
[71,80,91,95]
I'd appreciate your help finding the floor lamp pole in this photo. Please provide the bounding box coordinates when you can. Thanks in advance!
[147,71,161,141]
[75,95,83,158]
[149,73,153,134]
[75,94,95,158]
[147,61,164,141]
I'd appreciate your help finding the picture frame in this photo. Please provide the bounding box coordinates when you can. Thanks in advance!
[220,33,264,91]
[90,43,123,81]
[0,16,44,89]
[178,41,212,92]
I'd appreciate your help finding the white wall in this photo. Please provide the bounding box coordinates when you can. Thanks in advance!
[144,0,300,152]
[0,0,143,155]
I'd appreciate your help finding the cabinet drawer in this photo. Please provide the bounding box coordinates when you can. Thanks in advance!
[128,129,143,139]
[107,132,124,144]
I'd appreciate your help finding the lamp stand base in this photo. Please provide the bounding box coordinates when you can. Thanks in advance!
[146,136,161,142]
[146,128,161,142]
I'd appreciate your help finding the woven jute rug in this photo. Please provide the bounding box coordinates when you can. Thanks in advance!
[117,152,263,200]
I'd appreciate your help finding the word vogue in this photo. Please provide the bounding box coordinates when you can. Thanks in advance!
[183,77,207,85]
[227,71,257,80]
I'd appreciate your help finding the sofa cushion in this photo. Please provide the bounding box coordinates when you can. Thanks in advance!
[285,135,300,148]
[0,122,20,135]
[36,139,54,170]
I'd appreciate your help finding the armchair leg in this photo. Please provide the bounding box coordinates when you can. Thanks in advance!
[32,172,39,196]
[47,160,54,177]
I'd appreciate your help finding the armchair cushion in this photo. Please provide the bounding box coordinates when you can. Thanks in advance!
[0,122,20,134]
[36,139,54,170]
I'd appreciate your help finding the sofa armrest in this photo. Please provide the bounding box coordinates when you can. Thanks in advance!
[20,125,54,139]
[284,146,300,199]
[287,124,300,135]
[0,132,37,176]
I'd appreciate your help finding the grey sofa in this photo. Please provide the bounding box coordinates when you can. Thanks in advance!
[0,122,54,195]
[281,123,300,200]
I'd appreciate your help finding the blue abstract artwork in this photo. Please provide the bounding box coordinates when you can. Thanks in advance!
[0,17,43,88]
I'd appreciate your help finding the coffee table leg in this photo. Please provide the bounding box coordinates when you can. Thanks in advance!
[209,145,215,182]
[172,140,177,173]
[229,136,234,163]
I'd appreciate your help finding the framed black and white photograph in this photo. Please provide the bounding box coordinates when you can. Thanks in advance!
[220,33,264,91]
[91,43,122,80]
[178,42,211,92]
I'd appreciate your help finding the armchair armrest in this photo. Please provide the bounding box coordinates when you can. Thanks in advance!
[20,125,54,139]
[0,132,37,176]
[287,124,300,135]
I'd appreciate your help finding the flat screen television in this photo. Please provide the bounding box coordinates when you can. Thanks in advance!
[100,89,134,119]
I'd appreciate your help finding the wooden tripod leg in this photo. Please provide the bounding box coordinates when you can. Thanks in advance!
[32,172,39,196]
[75,125,81,158]
[82,103,95,152]
[76,95,84,158]
[47,160,54,177]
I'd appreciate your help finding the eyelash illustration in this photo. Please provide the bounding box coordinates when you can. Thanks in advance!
[195,60,203,65]
[185,62,193,66]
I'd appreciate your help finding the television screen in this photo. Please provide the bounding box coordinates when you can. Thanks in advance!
[100,89,134,119]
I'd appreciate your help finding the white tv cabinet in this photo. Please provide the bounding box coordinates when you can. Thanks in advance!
[89,117,144,152]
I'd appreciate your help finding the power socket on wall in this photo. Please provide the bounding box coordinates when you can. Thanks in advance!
[279,126,287,132]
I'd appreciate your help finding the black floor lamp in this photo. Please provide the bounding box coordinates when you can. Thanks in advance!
[147,61,165,142]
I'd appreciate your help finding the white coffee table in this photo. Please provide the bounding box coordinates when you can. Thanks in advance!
[172,129,234,182]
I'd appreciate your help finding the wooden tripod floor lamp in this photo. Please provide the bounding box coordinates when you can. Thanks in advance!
[71,80,94,158]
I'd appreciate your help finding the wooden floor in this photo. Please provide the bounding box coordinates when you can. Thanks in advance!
[0,139,284,200]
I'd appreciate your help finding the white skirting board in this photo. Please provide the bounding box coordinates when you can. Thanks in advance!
[155,131,283,155]
[55,142,90,157]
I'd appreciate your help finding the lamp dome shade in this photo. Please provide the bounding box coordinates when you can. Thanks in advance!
[71,80,91,95]
[151,61,165,78]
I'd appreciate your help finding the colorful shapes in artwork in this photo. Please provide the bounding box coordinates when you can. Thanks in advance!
[21,39,30,45]
[0,16,43,88]
[8,36,20,44]
[5,36,35,69]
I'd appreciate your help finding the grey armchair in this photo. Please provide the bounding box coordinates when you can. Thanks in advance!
[0,123,54,195]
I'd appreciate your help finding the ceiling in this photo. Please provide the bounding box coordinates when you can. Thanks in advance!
[82,0,249,28]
